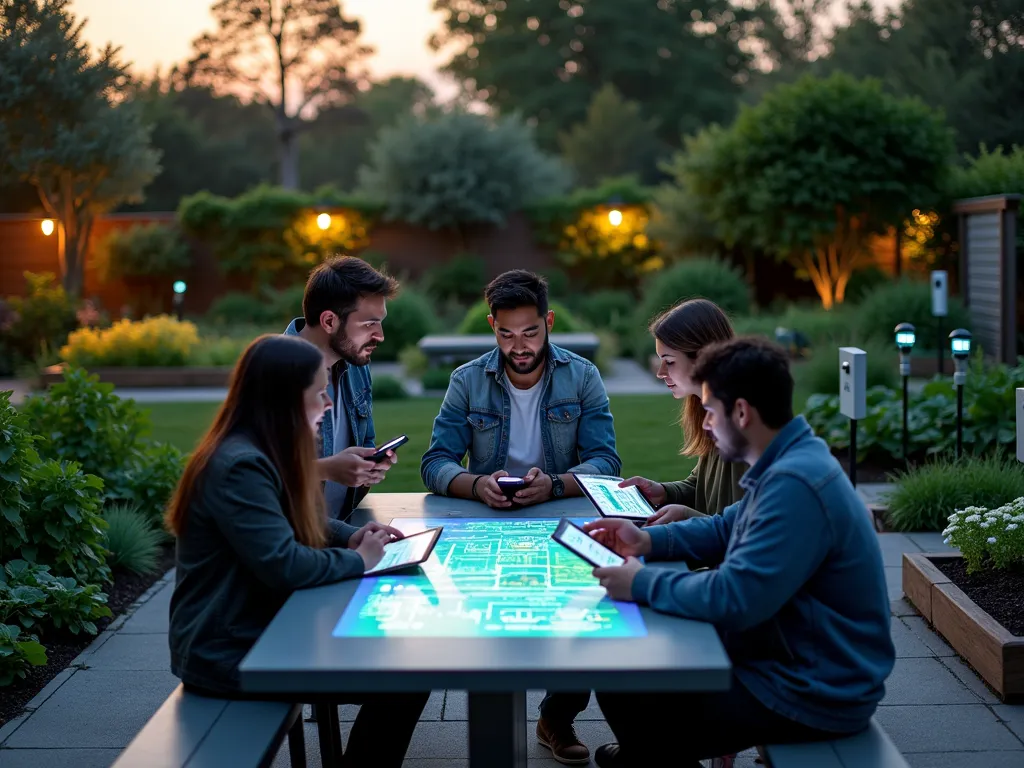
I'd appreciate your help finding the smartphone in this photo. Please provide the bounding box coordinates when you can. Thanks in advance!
[551,517,625,569]
[496,476,527,500]
[369,434,408,463]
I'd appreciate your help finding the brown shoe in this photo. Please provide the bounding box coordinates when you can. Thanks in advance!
[536,718,590,765]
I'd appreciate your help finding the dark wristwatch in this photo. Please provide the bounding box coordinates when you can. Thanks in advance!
[549,473,565,498]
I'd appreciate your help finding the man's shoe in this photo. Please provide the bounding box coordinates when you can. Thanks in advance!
[594,743,625,767]
[536,718,590,765]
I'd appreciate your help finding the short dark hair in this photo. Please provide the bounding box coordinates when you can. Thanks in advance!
[691,336,794,429]
[303,256,398,328]
[484,270,549,318]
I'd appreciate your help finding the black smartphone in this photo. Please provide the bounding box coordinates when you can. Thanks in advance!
[369,434,408,463]
[496,476,527,500]
[550,517,625,569]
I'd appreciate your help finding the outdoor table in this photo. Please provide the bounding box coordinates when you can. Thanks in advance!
[238,493,732,768]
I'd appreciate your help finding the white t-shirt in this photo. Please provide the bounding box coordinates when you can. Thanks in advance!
[324,376,352,517]
[505,380,545,477]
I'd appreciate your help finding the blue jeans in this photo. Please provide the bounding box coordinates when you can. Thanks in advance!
[538,691,591,723]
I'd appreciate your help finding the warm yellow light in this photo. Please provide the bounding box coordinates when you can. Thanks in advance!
[608,209,623,227]
[41,219,54,236]
[317,213,331,230]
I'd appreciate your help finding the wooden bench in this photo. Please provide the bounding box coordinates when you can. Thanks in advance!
[111,684,306,768]
[418,332,601,366]
[759,717,908,767]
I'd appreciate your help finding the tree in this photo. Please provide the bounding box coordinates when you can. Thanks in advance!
[185,0,372,190]
[0,0,161,297]
[357,111,570,241]
[430,0,753,149]
[670,72,954,309]
[558,84,663,187]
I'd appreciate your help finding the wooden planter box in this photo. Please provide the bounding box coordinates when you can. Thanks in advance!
[41,364,232,389]
[903,553,1024,701]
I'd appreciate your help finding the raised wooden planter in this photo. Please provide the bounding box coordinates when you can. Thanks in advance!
[41,364,232,389]
[903,553,1024,701]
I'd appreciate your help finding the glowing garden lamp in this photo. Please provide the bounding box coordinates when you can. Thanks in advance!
[317,212,332,230]
[895,323,916,465]
[41,219,54,236]
[607,209,623,227]
[949,328,972,458]
[172,280,186,320]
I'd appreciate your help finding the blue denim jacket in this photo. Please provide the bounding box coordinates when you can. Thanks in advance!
[420,343,621,495]
[283,319,376,517]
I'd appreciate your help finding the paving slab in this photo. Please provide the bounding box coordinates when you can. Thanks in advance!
[906,752,1024,768]
[0,748,122,767]
[884,566,905,600]
[992,704,1024,743]
[899,615,956,657]
[880,657,982,705]
[441,690,605,722]
[906,532,959,553]
[3,670,180,749]
[336,690,444,722]
[939,656,1002,704]
[116,583,172,634]
[889,617,934,658]
[874,704,1023,753]
[80,633,169,671]
[890,597,919,617]
[876,533,922,567]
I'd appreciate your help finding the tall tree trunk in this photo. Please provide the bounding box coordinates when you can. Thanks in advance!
[60,173,84,298]
[278,122,299,190]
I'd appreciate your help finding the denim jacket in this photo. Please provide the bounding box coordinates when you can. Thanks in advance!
[283,319,376,517]
[420,343,621,495]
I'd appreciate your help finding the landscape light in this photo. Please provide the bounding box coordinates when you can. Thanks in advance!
[317,212,331,230]
[607,209,623,227]
[41,219,54,236]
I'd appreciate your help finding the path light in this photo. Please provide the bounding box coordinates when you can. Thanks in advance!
[317,212,331,231]
[607,209,623,227]
[173,280,187,321]
[895,323,915,465]
[41,219,54,236]
[949,328,972,459]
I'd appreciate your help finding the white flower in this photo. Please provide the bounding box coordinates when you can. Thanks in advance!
[985,511,1002,518]
[1004,513,1015,520]
[981,521,991,528]
[942,525,959,535]
[1007,524,1019,531]
[987,537,997,544]
[948,513,961,521]
[965,514,982,523]
[943,537,951,545]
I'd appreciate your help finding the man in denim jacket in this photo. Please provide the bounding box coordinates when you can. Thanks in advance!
[420,269,621,764]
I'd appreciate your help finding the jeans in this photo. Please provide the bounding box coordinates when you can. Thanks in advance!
[183,683,429,768]
[596,680,849,766]
[538,690,591,723]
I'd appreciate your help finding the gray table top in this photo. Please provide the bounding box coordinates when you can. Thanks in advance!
[238,494,731,694]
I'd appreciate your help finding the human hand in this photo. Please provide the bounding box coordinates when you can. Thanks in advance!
[582,517,652,558]
[646,503,706,526]
[514,467,552,506]
[593,557,644,601]
[475,470,512,509]
[354,529,392,571]
[619,476,667,508]
[320,447,386,487]
[348,521,403,549]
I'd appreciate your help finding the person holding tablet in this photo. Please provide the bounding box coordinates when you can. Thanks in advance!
[420,269,622,764]
[166,335,428,768]
[619,299,746,524]
[584,337,895,767]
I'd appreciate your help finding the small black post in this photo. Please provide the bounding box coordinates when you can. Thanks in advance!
[937,320,943,375]
[956,383,964,459]
[902,375,909,465]
[849,418,858,488]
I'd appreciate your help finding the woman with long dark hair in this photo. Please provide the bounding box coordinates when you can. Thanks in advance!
[166,334,427,767]
[620,299,747,524]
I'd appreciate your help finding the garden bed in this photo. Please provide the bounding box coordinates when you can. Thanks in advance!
[41,364,231,389]
[903,553,1024,701]
[0,544,175,728]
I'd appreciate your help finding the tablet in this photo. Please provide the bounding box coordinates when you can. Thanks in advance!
[573,474,657,522]
[363,526,443,576]
[551,517,625,569]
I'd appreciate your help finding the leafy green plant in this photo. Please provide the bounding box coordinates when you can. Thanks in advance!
[377,288,436,362]
[204,284,306,328]
[458,300,583,335]
[638,257,751,321]
[856,279,971,350]
[0,623,47,687]
[398,345,429,379]
[943,494,1024,573]
[421,367,454,391]
[102,504,163,575]
[372,375,408,401]
[104,443,186,523]
[1,272,78,367]
[61,315,200,368]
[798,338,899,396]
[0,391,35,551]
[0,560,110,637]
[572,290,635,340]
[93,223,190,281]
[423,255,486,307]
[887,454,1024,533]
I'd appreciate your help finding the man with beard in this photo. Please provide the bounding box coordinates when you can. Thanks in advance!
[582,337,895,768]
[420,269,621,765]
[284,256,400,521]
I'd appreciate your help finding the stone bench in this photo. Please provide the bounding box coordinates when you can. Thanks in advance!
[418,332,600,366]
[111,684,306,768]
[760,717,908,767]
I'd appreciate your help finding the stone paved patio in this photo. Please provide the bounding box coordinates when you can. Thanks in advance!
[2,532,1022,767]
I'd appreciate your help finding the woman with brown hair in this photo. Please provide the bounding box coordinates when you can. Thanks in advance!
[620,298,747,524]
[166,333,427,767]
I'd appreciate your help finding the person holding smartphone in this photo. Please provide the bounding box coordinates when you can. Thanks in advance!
[166,335,428,767]
[619,299,747,525]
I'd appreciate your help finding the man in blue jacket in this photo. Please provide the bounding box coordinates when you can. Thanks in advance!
[585,336,895,767]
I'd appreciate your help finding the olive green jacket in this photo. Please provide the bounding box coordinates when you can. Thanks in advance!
[662,451,747,516]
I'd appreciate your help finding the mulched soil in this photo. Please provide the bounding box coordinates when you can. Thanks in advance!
[936,558,1024,637]
[0,544,176,728]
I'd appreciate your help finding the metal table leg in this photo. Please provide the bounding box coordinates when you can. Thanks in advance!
[467,691,527,768]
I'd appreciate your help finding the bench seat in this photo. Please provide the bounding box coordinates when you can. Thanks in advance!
[418,332,601,364]
[761,717,908,768]
[111,684,305,768]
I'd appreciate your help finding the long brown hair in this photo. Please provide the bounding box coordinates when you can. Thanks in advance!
[166,334,327,548]
[649,299,735,458]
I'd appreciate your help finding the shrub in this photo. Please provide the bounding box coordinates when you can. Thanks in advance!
[378,288,436,362]
[421,367,454,391]
[399,346,429,379]
[573,290,635,340]
[61,315,200,368]
[732,303,858,347]
[93,223,190,281]
[204,284,306,328]
[188,336,248,366]
[102,505,163,576]
[943,495,1024,573]
[638,257,751,324]
[0,391,36,551]
[22,368,150,478]
[0,623,46,687]
[856,279,971,350]
[372,375,408,401]
[1,272,78,366]
[0,560,111,637]
[844,265,889,304]
[888,454,1024,534]
[423,255,486,307]
[104,443,186,523]
[798,337,899,396]
[457,300,584,335]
